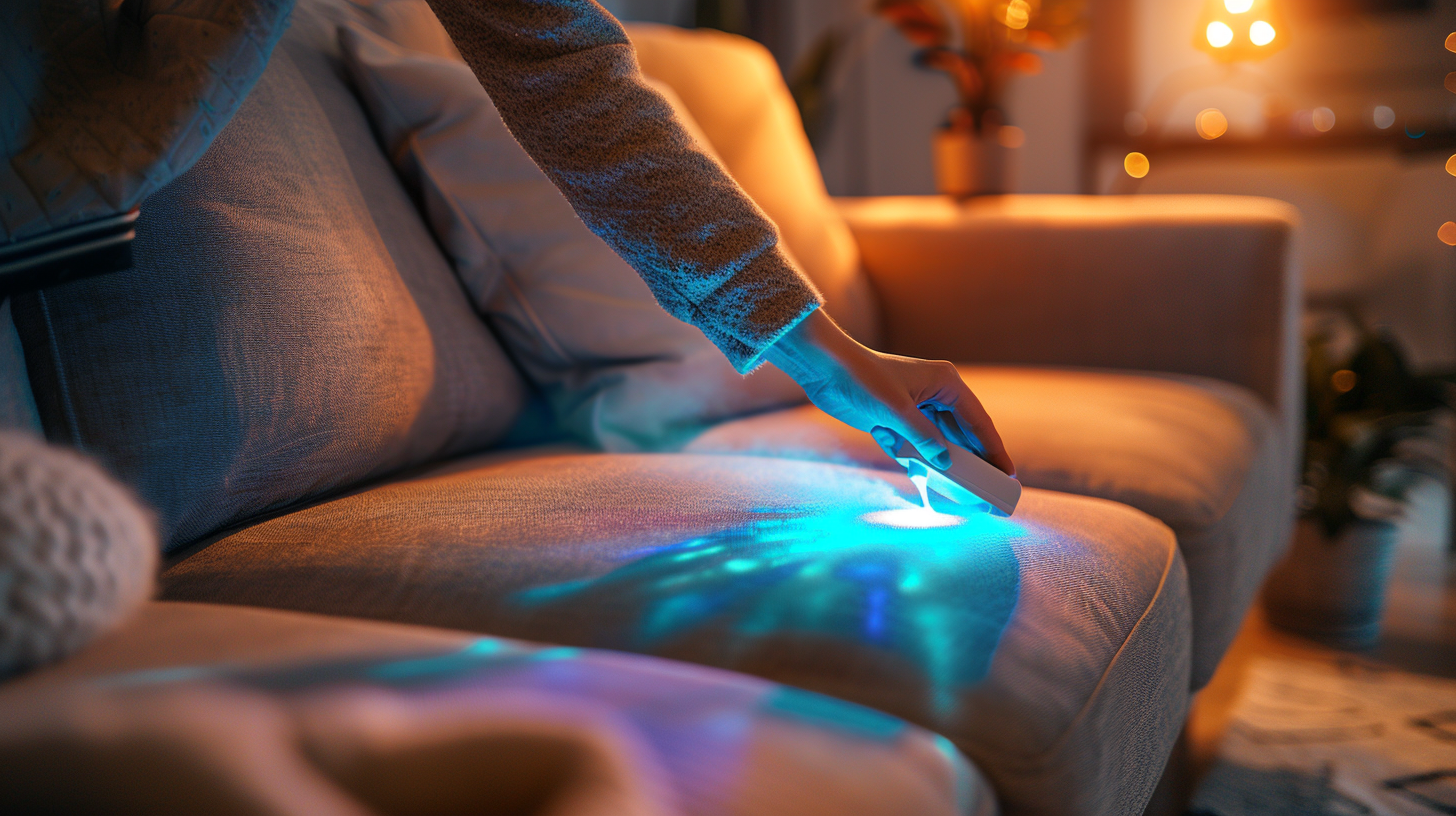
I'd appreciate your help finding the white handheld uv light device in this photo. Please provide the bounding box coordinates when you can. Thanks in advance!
[891,438,1022,517]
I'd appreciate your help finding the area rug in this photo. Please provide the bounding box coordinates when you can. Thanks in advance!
[1190,657,1456,815]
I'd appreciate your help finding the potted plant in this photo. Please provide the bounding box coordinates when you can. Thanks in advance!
[873,0,1087,196]
[1263,317,1449,650]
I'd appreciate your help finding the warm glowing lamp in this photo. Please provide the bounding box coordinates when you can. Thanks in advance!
[1194,0,1287,62]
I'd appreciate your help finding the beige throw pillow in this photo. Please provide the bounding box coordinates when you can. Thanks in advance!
[338,19,806,451]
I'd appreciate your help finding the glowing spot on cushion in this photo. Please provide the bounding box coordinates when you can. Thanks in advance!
[862,508,966,529]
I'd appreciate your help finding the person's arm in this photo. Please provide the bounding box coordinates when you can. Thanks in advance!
[424,0,816,370]
[422,0,1012,474]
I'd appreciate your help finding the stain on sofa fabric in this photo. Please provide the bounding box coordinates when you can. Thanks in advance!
[11,31,526,552]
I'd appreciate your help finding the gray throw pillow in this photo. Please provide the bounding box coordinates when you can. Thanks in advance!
[338,19,807,452]
[11,14,528,551]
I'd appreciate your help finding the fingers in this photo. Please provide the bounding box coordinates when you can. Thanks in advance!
[945,385,1015,475]
[896,409,951,470]
[919,367,1015,476]
[870,426,900,459]
[927,407,978,454]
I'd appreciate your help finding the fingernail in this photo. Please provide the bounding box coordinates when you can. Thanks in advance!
[933,452,951,469]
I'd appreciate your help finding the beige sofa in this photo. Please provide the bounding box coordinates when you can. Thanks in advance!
[0,6,1299,816]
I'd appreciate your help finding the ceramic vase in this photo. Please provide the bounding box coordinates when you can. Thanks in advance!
[1263,517,1401,650]
[932,126,1013,198]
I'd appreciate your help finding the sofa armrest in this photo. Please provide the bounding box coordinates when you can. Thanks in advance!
[838,194,1303,422]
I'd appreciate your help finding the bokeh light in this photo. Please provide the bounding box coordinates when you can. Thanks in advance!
[1312,107,1336,133]
[1447,32,1456,52]
[1196,108,1229,140]
[1206,21,1234,48]
[1446,154,1456,177]
[1447,73,1456,94]
[1124,152,1150,178]
[1331,370,1358,394]
[997,125,1026,149]
[1441,222,1456,247]
[1225,0,1254,11]
[1373,106,1395,130]
[1003,0,1031,30]
[1249,20,1276,46]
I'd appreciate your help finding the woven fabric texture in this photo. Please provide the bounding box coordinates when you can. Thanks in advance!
[0,432,155,678]
[0,301,39,434]
[0,0,294,242]
[1,602,994,816]
[11,15,526,551]
[163,452,1189,816]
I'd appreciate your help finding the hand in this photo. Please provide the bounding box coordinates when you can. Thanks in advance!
[764,309,1014,475]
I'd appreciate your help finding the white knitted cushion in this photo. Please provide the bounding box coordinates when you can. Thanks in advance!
[0,432,155,676]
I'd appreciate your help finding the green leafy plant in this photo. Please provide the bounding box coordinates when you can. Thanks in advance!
[873,0,1088,133]
[1301,319,1449,537]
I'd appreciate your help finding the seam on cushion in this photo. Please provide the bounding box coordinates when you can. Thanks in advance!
[1028,520,1181,764]
[501,270,571,366]
[37,290,82,448]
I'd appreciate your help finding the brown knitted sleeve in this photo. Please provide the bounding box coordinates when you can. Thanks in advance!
[421,0,823,372]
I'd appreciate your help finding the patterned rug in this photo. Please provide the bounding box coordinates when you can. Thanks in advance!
[1190,658,1456,815]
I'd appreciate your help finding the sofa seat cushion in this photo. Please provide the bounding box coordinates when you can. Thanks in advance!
[162,453,1190,816]
[2,602,987,816]
[684,366,1285,688]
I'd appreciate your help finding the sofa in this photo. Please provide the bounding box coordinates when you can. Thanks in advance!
[0,1,1301,814]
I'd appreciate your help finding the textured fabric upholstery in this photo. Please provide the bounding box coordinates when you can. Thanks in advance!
[0,301,39,434]
[10,10,526,552]
[163,453,1190,816]
[836,195,1303,447]
[685,366,1283,688]
[337,15,804,452]
[627,24,880,345]
[2,602,995,816]
[0,0,292,242]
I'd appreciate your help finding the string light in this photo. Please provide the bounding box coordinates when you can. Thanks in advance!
[1206,21,1234,48]
[1196,108,1229,139]
[1124,152,1150,178]
[1439,222,1456,247]
[1249,20,1276,46]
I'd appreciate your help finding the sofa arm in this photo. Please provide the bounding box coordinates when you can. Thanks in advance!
[837,194,1302,420]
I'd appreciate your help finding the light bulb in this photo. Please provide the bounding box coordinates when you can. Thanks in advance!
[1250,20,1276,46]
[1206,21,1234,48]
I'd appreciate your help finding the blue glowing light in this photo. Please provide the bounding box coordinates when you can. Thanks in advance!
[511,499,1024,718]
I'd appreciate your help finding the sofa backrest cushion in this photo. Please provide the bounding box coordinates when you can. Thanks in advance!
[626,24,881,346]
[10,7,527,552]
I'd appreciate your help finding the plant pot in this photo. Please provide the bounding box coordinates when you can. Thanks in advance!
[932,126,1014,198]
[1262,517,1401,650]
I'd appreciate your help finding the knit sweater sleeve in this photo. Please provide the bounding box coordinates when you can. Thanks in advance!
[422,0,822,372]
